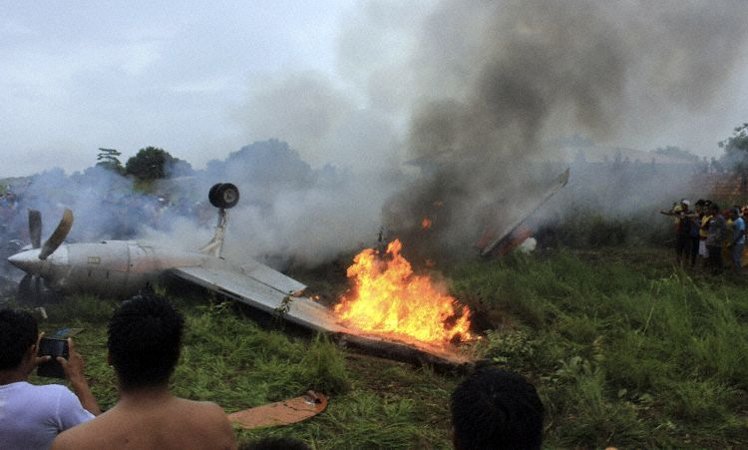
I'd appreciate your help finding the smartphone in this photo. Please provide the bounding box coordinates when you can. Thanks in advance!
[37,337,69,379]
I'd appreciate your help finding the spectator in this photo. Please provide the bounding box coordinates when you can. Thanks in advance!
[728,207,745,273]
[0,309,100,450]
[686,202,700,267]
[696,199,711,267]
[451,367,544,450]
[240,436,311,450]
[705,203,726,274]
[52,293,236,450]
[660,200,696,265]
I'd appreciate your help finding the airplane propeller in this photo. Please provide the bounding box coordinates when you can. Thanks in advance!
[12,208,73,304]
[39,209,73,260]
[29,209,42,249]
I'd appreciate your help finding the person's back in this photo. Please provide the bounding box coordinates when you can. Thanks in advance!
[53,393,233,449]
[52,293,236,450]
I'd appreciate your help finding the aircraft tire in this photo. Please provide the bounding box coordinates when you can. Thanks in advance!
[209,183,240,209]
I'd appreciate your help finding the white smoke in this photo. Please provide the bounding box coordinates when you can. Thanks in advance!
[7,0,748,269]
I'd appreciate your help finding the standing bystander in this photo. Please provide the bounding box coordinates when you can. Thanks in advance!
[699,200,714,267]
[660,200,695,265]
[728,208,745,273]
[705,203,726,274]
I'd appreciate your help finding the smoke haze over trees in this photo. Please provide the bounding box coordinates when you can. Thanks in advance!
[719,123,748,174]
[125,146,193,180]
[4,1,748,268]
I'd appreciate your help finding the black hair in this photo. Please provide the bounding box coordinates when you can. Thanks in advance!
[451,367,544,450]
[710,203,720,213]
[107,292,184,390]
[0,309,37,371]
[239,437,311,450]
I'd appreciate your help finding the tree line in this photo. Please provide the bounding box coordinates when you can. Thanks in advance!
[96,146,192,180]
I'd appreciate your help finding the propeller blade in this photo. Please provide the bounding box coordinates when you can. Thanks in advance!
[34,277,43,303]
[39,209,73,260]
[18,273,33,303]
[29,209,42,249]
[17,274,46,306]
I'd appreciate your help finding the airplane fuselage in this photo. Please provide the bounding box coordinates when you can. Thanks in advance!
[8,240,207,298]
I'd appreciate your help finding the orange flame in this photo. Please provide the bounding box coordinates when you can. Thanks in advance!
[421,217,433,229]
[335,239,472,345]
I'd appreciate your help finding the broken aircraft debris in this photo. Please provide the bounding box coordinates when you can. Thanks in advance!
[475,168,570,257]
[7,183,471,367]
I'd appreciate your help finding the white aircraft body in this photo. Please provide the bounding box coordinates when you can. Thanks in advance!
[7,183,342,333]
[6,183,470,366]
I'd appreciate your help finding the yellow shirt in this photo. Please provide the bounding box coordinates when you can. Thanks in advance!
[700,214,711,239]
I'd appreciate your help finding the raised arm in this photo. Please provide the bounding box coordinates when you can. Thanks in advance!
[58,338,102,416]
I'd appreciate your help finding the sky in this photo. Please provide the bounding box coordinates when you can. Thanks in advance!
[2,0,748,178]
[0,1,358,176]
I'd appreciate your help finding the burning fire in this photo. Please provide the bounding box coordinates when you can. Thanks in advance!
[334,239,472,345]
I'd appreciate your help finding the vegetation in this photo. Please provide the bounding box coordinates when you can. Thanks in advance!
[719,123,748,172]
[452,249,748,448]
[11,247,748,448]
[653,145,701,163]
[125,146,192,181]
[95,148,125,175]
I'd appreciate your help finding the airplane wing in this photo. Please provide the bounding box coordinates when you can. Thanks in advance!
[169,259,346,333]
[170,258,472,367]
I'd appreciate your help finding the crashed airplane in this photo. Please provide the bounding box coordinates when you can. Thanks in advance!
[7,183,472,368]
[475,168,570,257]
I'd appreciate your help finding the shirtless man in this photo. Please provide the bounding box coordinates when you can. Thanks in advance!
[52,294,236,450]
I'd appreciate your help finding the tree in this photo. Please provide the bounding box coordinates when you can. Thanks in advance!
[96,148,125,174]
[719,123,748,174]
[653,145,699,163]
[125,147,191,180]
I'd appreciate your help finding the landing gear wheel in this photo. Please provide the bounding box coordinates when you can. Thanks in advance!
[209,183,240,209]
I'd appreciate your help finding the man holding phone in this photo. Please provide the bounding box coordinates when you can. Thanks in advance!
[0,309,101,450]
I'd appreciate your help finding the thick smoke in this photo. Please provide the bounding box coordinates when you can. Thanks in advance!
[197,140,401,267]
[1,140,401,276]
[375,0,748,261]
[5,1,748,277]
[226,0,748,265]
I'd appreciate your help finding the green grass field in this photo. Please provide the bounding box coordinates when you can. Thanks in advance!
[15,247,748,449]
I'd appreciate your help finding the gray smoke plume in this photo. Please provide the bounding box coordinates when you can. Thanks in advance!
[378,0,748,261]
[8,1,747,276]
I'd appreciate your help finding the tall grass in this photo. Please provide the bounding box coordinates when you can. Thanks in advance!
[11,247,748,448]
[20,293,453,449]
[452,250,748,448]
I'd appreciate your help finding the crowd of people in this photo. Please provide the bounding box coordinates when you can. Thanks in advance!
[0,292,545,450]
[660,198,746,274]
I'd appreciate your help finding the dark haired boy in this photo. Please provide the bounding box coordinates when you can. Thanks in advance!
[0,309,100,450]
[451,367,544,450]
[52,294,236,450]
[240,436,311,450]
